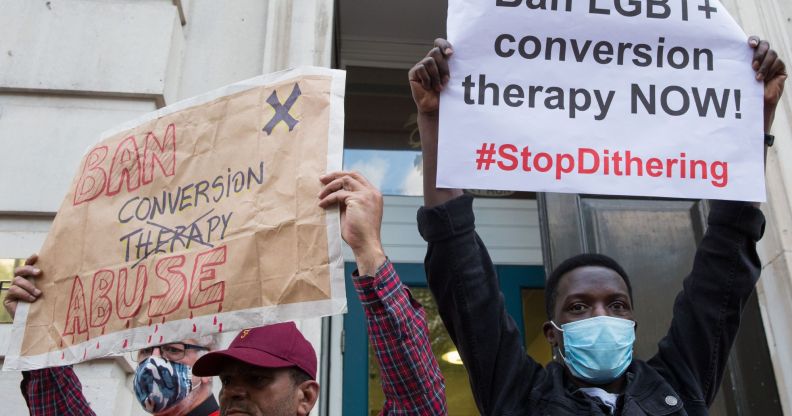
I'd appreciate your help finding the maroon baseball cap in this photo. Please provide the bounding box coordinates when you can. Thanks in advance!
[192,322,317,379]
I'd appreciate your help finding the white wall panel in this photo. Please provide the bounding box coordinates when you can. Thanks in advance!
[0,216,52,257]
[0,94,157,213]
[0,0,184,106]
[176,0,269,99]
[343,195,542,265]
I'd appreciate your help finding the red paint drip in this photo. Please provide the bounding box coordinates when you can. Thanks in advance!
[213,316,217,325]
[147,335,152,344]
[61,351,65,360]
[192,324,197,333]
[125,320,130,329]
[59,339,64,348]
[148,318,152,326]
[123,339,128,348]
[96,342,100,349]
[154,324,159,333]
[101,327,105,335]
[190,311,194,319]
[161,317,166,324]
[82,349,87,360]
[218,304,223,312]
[219,323,223,332]
[159,335,163,343]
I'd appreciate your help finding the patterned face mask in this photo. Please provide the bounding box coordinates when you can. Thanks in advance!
[133,356,193,413]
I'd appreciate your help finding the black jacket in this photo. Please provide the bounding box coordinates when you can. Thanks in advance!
[417,195,764,415]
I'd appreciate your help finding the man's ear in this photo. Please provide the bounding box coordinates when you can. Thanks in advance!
[296,380,320,415]
[543,321,558,346]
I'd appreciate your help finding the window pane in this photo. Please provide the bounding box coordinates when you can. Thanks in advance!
[0,259,24,323]
[344,149,423,197]
[367,287,478,415]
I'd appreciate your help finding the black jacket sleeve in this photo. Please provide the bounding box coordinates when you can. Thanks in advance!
[418,195,543,415]
[648,200,765,406]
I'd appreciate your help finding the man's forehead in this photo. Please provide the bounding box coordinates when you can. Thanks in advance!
[559,266,629,293]
[217,360,282,376]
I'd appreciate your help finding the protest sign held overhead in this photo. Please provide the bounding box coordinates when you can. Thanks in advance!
[3,67,346,371]
[438,0,765,201]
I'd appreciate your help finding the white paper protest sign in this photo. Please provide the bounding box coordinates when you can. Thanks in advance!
[438,0,765,201]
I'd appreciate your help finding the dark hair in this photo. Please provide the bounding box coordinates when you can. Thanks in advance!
[289,367,313,385]
[545,253,633,319]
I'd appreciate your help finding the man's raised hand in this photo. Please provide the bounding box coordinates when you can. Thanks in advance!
[318,172,386,275]
[409,38,453,115]
[749,36,787,133]
[3,254,42,320]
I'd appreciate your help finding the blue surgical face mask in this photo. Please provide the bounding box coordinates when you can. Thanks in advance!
[134,356,194,413]
[552,316,635,385]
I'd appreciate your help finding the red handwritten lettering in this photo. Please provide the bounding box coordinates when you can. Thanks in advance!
[89,270,114,328]
[106,136,143,196]
[148,255,187,317]
[63,275,89,336]
[116,266,147,319]
[73,146,109,205]
[189,246,227,308]
[72,124,177,206]
[143,124,176,185]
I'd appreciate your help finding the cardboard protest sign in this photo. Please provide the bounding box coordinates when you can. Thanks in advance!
[3,67,346,370]
[439,0,765,201]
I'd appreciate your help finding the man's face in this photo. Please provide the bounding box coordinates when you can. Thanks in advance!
[218,361,319,416]
[135,338,212,416]
[544,266,635,349]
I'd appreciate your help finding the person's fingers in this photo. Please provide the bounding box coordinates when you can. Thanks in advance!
[14,265,41,279]
[24,254,38,266]
[748,35,760,49]
[7,283,39,303]
[757,48,778,81]
[318,189,354,209]
[753,40,770,72]
[344,171,376,191]
[320,171,345,185]
[422,55,443,92]
[415,60,434,91]
[12,276,41,297]
[433,38,454,57]
[767,58,787,84]
[318,174,367,200]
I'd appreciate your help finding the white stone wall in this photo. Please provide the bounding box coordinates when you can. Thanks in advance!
[0,1,333,415]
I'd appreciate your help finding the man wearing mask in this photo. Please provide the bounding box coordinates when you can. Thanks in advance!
[187,171,447,416]
[5,171,446,415]
[3,272,221,416]
[408,35,786,415]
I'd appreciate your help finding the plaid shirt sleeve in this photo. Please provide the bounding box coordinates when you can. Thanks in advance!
[21,366,96,416]
[353,259,448,416]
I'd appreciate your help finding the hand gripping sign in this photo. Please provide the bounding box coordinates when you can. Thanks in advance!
[439,0,765,201]
[3,67,346,370]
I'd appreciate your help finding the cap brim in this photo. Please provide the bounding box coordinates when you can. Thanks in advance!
[192,347,296,377]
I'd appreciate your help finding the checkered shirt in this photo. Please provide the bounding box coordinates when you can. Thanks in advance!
[21,366,96,416]
[353,260,448,415]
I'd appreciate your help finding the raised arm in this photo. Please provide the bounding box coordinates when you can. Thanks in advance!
[412,40,542,414]
[409,38,464,208]
[650,37,785,405]
[319,172,447,415]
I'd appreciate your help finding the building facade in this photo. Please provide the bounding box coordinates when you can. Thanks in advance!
[0,1,790,415]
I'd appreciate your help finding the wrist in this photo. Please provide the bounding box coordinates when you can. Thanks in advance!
[353,245,387,276]
[419,110,439,119]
